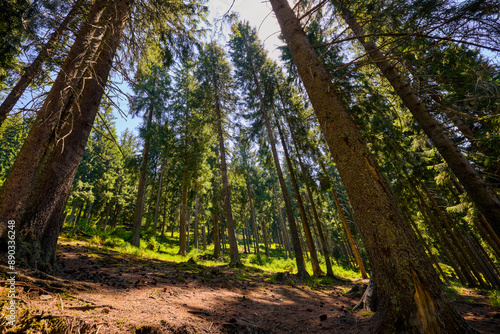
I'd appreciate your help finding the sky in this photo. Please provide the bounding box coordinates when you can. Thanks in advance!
[113,0,285,138]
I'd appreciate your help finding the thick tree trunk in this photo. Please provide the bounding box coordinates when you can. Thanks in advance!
[0,2,82,125]
[0,0,110,243]
[269,1,474,332]
[131,107,153,247]
[0,0,132,269]
[276,120,322,275]
[339,4,500,238]
[215,98,241,266]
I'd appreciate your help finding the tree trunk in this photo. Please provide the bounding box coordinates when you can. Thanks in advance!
[247,186,260,256]
[273,184,292,259]
[131,106,153,247]
[276,119,322,275]
[286,121,334,276]
[153,165,165,233]
[0,0,132,269]
[319,158,368,278]
[178,166,188,255]
[0,0,110,240]
[212,190,220,259]
[338,3,500,238]
[193,194,199,249]
[250,66,308,278]
[0,2,82,125]
[269,1,474,332]
[215,98,241,266]
[202,223,207,251]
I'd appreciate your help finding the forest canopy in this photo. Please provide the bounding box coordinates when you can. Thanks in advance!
[0,0,499,333]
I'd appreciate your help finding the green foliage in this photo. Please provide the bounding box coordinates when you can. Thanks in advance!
[490,290,500,308]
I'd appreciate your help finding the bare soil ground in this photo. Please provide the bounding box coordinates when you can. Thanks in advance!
[1,239,499,333]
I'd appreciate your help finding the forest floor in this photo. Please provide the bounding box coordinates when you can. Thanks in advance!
[1,237,499,334]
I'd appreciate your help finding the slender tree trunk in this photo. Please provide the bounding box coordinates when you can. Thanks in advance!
[0,0,132,268]
[131,106,154,247]
[247,186,260,256]
[269,1,474,332]
[178,165,188,255]
[193,194,199,249]
[0,2,82,125]
[153,166,164,233]
[338,3,500,238]
[250,67,308,277]
[286,123,334,276]
[202,223,207,251]
[212,189,220,259]
[273,184,292,259]
[261,211,270,257]
[276,119,322,275]
[215,98,241,266]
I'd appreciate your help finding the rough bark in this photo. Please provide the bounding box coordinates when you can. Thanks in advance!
[0,0,110,244]
[269,1,474,332]
[0,0,131,269]
[339,3,500,238]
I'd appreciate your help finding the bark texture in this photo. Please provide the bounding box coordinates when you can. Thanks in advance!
[269,1,474,332]
[0,0,132,269]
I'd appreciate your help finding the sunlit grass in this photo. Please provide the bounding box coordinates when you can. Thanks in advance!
[61,224,365,281]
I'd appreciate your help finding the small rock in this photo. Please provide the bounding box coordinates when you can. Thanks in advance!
[319,314,327,321]
[39,295,53,300]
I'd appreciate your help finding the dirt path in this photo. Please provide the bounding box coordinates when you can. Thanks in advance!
[1,239,499,333]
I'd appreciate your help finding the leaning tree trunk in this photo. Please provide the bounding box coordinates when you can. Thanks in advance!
[338,3,500,239]
[276,119,322,276]
[0,0,111,245]
[319,158,368,278]
[215,97,241,266]
[0,0,132,269]
[0,1,82,125]
[131,106,153,247]
[269,1,474,332]
[250,63,308,278]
